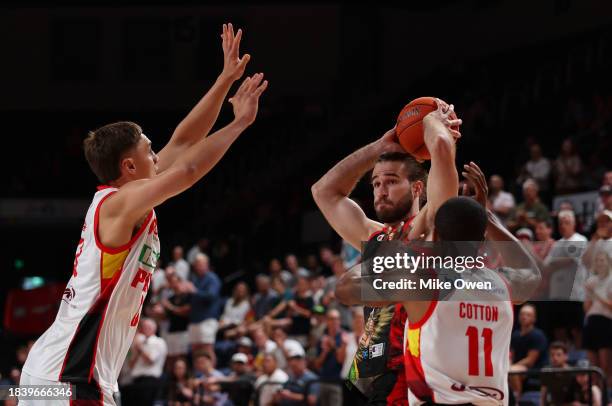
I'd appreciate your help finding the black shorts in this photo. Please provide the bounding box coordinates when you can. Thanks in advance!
[582,314,612,351]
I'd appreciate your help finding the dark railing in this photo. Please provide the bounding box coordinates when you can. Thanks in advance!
[509,366,609,406]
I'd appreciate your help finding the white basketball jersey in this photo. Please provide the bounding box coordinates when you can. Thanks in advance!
[23,186,161,394]
[403,268,513,406]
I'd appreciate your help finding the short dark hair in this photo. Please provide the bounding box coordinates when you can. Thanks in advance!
[549,341,568,354]
[537,218,553,228]
[83,121,142,184]
[435,197,487,241]
[375,152,428,184]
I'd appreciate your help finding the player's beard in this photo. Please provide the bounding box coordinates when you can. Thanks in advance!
[375,193,414,224]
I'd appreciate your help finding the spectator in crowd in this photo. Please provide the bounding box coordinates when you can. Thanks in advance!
[582,249,612,387]
[255,353,289,406]
[312,309,348,405]
[516,227,534,248]
[546,210,588,301]
[169,245,190,281]
[510,304,548,397]
[319,246,335,276]
[305,253,322,276]
[488,174,516,224]
[311,273,326,306]
[160,273,191,371]
[219,281,251,332]
[269,258,293,287]
[206,353,257,406]
[572,360,603,406]
[252,274,279,321]
[596,185,612,217]
[0,367,21,386]
[340,238,361,269]
[524,143,552,196]
[191,352,226,405]
[187,237,210,265]
[186,253,222,364]
[285,254,309,288]
[582,210,612,270]
[271,326,305,370]
[274,346,319,406]
[553,138,583,194]
[507,179,551,232]
[150,260,170,305]
[540,341,573,406]
[533,219,556,261]
[341,307,365,378]
[264,274,314,345]
[162,357,195,406]
[322,257,353,330]
[127,318,168,406]
[252,328,277,371]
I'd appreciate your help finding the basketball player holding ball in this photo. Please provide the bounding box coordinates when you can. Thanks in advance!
[336,160,542,405]
[312,98,461,405]
[20,24,267,405]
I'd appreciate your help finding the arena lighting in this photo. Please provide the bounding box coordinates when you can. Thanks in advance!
[21,276,45,290]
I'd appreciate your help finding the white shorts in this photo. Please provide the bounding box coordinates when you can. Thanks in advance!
[165,330,190,356]
[188,319,219,344]
[18,371,116,406]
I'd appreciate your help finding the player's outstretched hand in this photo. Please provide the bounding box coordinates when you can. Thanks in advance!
[229,73,268,127]
[423,98,462,140]
[220,23,250,82]
[461,161,488,208]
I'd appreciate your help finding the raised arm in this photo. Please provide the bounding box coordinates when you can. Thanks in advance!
[99,75,268,247]
[156,23,251,172]
[462,162,542,304]
[311,128,403,250]
[408,100,462,240]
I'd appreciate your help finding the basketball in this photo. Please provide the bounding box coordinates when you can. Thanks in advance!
[396,96,458,161]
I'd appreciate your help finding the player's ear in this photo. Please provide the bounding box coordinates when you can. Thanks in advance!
[121,157,137,175]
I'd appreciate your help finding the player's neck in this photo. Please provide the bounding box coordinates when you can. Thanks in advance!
[520,324,534,334]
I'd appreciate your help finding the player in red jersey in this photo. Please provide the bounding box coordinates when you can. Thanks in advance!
[20,24,267,405]
[312,100,461,405]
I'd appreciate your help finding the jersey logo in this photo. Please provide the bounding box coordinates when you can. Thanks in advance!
[369,343,384,358]
[138,244,160,270]
[62,286,76,303]
[451,383,504,400]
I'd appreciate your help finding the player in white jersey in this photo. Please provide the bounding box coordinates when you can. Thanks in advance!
[20,23,268,405]
[337,164,542,405]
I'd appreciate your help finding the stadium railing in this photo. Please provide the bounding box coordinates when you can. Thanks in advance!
[509,366,609,406]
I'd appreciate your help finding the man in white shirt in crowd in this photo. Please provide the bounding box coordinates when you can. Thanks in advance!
[524,143,552,195]
[488,174,516,224]
[170,245,190,281]
[546,210,588,299]
[255,353,289,406]
[126,318,168,406]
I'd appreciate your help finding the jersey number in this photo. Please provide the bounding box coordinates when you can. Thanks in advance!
[466,326,493,377]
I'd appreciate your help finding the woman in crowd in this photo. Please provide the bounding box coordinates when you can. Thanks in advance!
[164,357,195,406]
[582,249,612,387]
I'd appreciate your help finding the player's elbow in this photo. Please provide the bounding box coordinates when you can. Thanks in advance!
[311,180,329,204]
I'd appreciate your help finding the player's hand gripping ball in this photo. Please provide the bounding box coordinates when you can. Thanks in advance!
[396,96,459,161]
